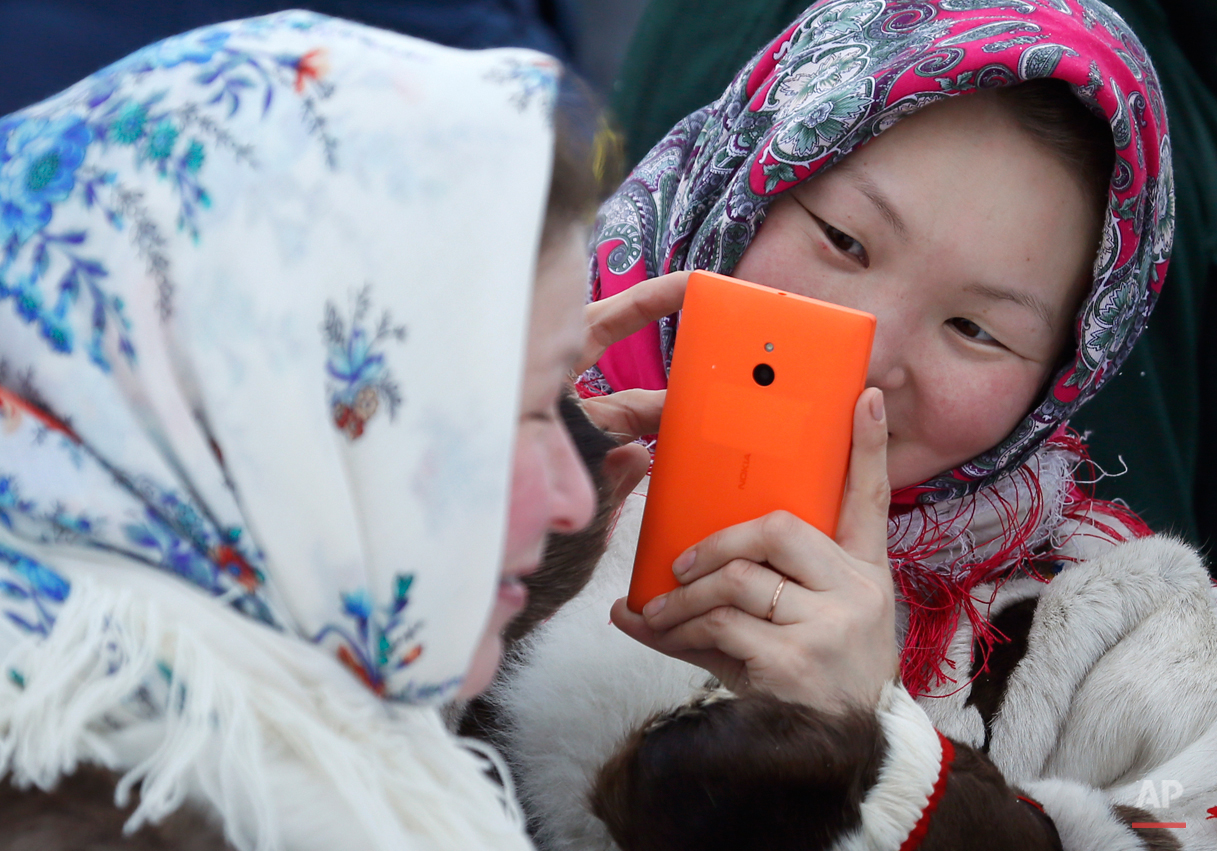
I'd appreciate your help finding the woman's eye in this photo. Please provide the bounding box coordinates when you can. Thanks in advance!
[526,398,562,423]
[949,318,998,344]
[821,221,869,267]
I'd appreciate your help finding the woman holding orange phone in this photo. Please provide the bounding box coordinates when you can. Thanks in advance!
[492,1,1217,849]
[580,270,898,713]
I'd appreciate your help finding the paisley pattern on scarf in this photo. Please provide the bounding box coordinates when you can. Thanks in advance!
[588,0,1172,503]
[0,13,559,703]
[582,0,1171,696]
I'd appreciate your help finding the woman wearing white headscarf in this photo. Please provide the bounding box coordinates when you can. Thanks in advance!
[0,11,601,850]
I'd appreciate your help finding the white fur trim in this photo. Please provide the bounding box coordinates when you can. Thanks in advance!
[829,683,943,851]
[915,606,984,747]
[1046,586,1217,787]
[1108,718,1217,851]
[490,492,706,851]
[0,558,533,851]
[915,574,1047,749]
[1023,778,1149,851]
[988,536,1214,785]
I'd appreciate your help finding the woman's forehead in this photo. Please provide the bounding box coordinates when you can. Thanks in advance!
[801,96,1095,247]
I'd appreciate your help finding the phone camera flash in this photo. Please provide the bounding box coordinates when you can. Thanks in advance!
[764,342,774,352]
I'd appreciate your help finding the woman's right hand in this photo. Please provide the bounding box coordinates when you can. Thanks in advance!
[609,388,898,714]
[576,272,689,507]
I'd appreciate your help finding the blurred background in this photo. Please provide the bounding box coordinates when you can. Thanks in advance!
[0,0,648,114]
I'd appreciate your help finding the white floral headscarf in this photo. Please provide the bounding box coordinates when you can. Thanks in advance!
[0,12,558,849]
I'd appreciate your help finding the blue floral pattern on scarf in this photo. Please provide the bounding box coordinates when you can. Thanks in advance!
[0,11,555,706]
[323,286,407,441]
[0,544,69,639]
[0,387,275,626]
[0,14,339,373]
[313,573,424,696]
[0,14,345,641]
[0,116,92,245]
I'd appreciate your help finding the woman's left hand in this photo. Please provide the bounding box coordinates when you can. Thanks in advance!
[610,387,899,714]
[574,271,687,442]
[573,272,689,508]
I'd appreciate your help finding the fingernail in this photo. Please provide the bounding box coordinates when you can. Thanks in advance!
[673,549,696,577]
[870,390,885,422]
[642,595,666,618]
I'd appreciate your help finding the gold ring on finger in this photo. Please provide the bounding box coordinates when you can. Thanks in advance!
[765,575,788,622]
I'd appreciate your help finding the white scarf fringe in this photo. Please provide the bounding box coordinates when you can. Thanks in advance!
[887,442,1080,577]
[0,567,533,851]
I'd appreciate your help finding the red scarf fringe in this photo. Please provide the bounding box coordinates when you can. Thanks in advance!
[895,429,1151,698]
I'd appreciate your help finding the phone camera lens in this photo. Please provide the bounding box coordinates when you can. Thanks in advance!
[753,363,775,386]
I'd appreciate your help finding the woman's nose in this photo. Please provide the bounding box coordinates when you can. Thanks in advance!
[865,313,911,391]
[548,427,597,535]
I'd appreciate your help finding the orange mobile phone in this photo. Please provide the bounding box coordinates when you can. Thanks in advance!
[627,271,875,613]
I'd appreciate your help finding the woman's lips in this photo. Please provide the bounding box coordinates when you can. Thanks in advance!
[497,575,529,611]
[498,555,540,614]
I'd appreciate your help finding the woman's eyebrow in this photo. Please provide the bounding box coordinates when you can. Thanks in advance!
[842,170,909,241]
[964,283,1054,329]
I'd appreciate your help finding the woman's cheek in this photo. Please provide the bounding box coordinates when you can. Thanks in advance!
[919,360,1043,466]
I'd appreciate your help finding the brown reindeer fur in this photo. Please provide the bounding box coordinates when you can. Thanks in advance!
[964,595,1039,752]
[0,765,233,850]
[919,740,1063,851]
[592,692,1067,851]
[591,692,882,851]
[1112,805,1184,851]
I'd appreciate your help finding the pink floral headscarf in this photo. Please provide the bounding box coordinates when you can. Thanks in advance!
[584,0,1171,503]
[581,0,1172,694]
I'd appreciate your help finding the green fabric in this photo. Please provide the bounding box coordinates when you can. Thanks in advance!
[1077,0,1217,545]
[613,0,809,170]
[1157,0,1217,94]
[611,0,1217,547]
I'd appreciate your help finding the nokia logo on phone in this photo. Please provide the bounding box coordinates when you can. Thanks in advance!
[738,453,751,489]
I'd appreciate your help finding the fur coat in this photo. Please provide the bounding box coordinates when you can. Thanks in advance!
[489,490,1217,851]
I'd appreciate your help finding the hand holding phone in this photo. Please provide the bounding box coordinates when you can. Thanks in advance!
[627,271,875,613]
